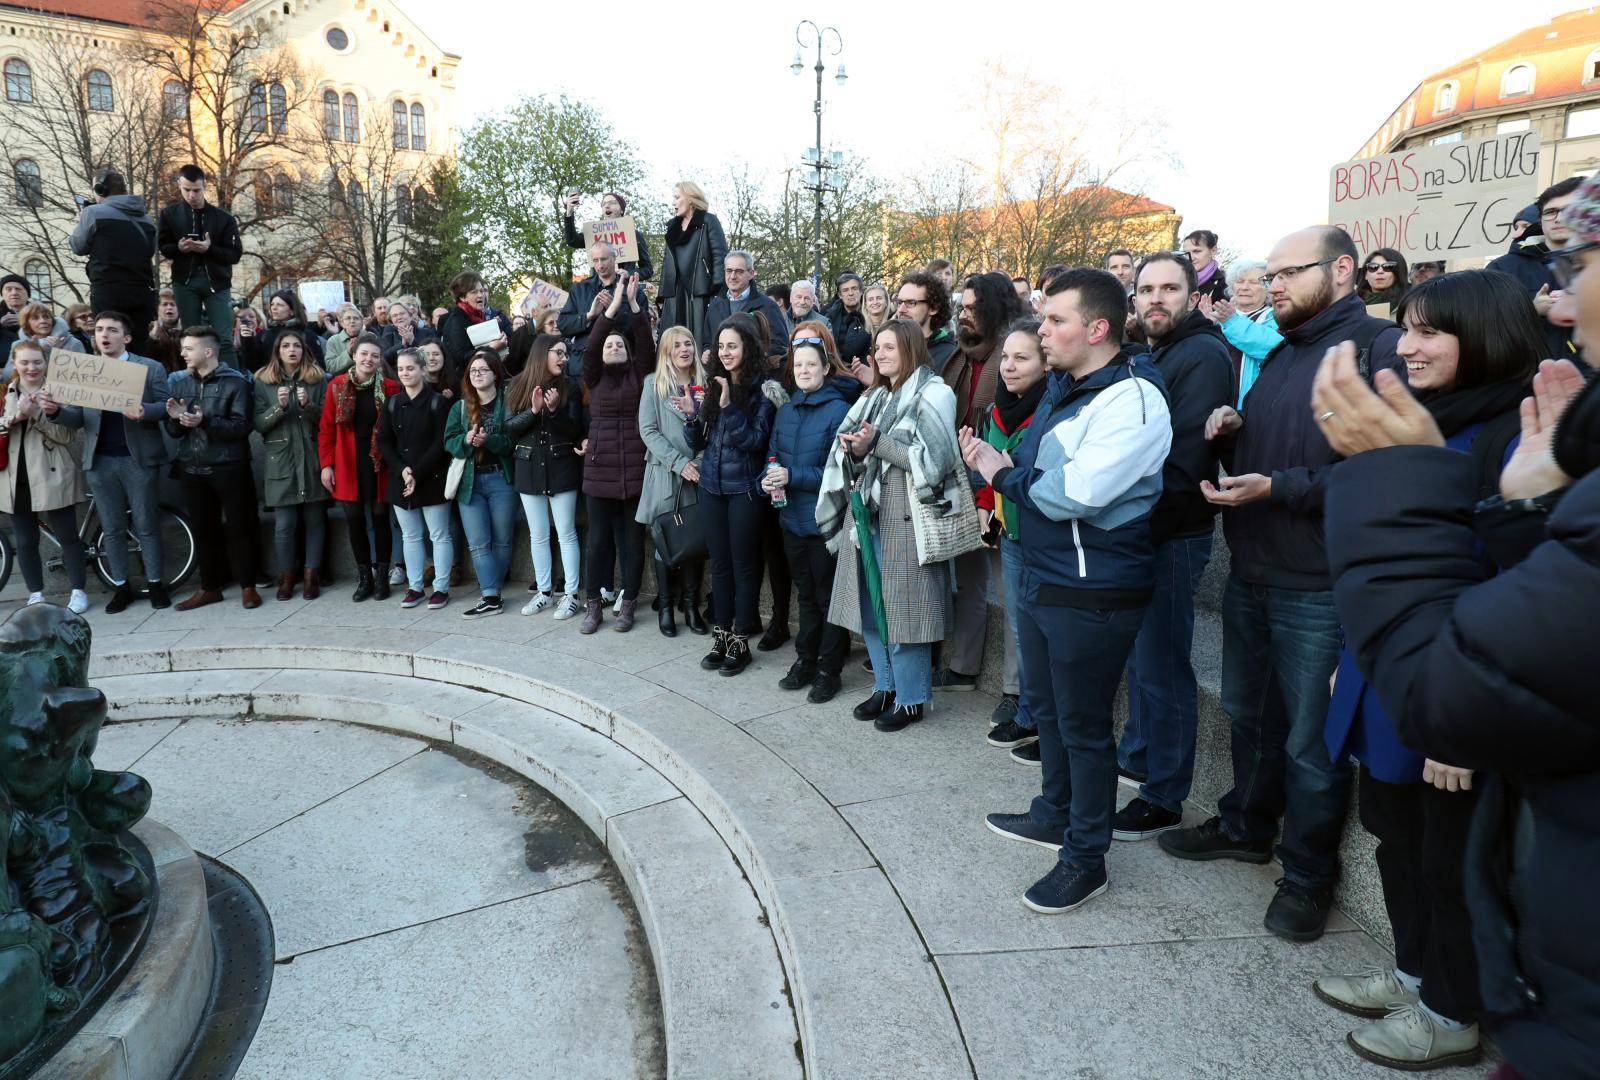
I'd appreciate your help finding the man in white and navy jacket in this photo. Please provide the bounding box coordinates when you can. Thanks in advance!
[962,267,1172,917]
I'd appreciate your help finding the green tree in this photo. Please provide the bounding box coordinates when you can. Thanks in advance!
[406,157,474,310]
[457,95,647,295]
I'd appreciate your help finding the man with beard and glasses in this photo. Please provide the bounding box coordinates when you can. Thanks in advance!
[894,271,958,377]
[934,271,1028,695]
[1158,225,1403,943]
[1112,252,1234,838]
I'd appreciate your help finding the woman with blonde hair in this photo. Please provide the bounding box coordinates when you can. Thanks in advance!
[253,328,328,599]
[637,324,707,636]
[5,302,82,377]
[658,181,728,347]
[323,302,366,375]
[63,303,94,350]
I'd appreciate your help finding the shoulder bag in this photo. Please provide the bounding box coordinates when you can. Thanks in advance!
[649,477,706,569]
[909,465,986,566]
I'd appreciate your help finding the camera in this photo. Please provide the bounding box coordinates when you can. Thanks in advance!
[73,194,92,210]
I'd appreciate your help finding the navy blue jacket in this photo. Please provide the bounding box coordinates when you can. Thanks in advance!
[767,382,851,537]
[1146,309,1235,544]
[706,284,790,357]
[685,389,776,496]
[1217,291,1402,590]
[993,351,1172,608]
[1486,243,1576,361]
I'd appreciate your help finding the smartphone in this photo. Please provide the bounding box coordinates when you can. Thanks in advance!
[73,194,92,210]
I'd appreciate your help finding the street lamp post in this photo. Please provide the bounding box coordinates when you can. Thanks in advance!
[791,20,845,288]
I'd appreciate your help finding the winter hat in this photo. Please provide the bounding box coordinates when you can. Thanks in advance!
[1514,203,1540,227]
[0,273,29,296]
[603,191,627,215]
[1555,173,1600,244]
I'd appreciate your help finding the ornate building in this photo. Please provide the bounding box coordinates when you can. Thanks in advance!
[0,0,458,305]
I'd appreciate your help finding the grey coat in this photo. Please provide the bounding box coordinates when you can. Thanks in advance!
[827,437,950,645]
[635,379,702,524]
[56,352,171,470]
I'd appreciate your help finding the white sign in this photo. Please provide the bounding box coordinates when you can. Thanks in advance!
[297,280,346,317]
[1328,132,1542,261]
[583,215,640,264]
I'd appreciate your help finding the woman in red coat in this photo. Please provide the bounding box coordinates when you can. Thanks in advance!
[318,334,400,601]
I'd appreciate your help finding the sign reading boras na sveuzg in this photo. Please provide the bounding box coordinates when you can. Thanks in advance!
[1328,131,1542,261]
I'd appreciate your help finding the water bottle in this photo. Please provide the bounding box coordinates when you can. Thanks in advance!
[766,455,787,508]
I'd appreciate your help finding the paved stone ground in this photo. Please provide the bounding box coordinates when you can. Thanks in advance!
[51,575,1492,1080]
[95,715,667,1080]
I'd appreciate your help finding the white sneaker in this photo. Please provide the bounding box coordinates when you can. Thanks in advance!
[1313,967,1420,1019]
[388,565,407,586]
[67,589,89,614]
[552,593,582,621]
[1347,1003,1480,1070]
[26,592,44,606]
[521,591,553,616]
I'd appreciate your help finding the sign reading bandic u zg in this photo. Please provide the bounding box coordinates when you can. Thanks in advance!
[1328,132,1541,261]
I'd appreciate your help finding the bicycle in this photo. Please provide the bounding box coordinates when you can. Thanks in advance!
[0,492,197,598]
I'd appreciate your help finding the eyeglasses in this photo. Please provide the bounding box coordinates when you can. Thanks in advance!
[792,335,824,347]
[1541,206,1566,221]
[468,367,495,376]
[895,297,928,308]
[1262,259,1335,287]
[1546,240,1600,288]
[726,267,752,275]
[1364,263,1399,274]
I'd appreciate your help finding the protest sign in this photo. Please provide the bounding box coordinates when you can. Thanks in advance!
[298,280,346,317]
[1328,131,1541,261]
[524,279,570,315]
[44,349,145,413]
[582,215,640,264]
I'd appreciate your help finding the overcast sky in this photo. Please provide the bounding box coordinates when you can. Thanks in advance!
[401,0,1578,260]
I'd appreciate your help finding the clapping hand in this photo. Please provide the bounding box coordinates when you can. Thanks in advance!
[277,385,291,408]
[37,392,58,417]
[958,425,1010,482]
[668,383,695,419]
[1205,405,1242,441]
[467,423,487,448]
[1500,358,1586,500]
[591,290,613,319]
[1198,295,1235,324]
[401,466,415,498]
[542,387,560,410]
[839,420,877,458]
[166,398,188,421]
[297,385,310,407]
[625,273,642,311]
[714,375,731,407]
[1311,339,1443,454]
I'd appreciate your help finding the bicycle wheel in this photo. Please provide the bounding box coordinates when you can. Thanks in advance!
[89,505,198,596]
[0,525,13,595]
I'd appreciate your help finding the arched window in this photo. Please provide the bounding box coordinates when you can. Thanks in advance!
[273,171,295,213]
[13,159,41,207]
[347,178,364,215]
[392,100,407,149]
[409,102,426,150]
[247,80,267,133]
[322,89,340,139]
[86,69,113,112]
[395,183,412,224]
[328,176,345,213]
[163,79,187,118]
[269,82,287,134]
[341,92,358,143]
[1502,64,1535,98]
[254,173,276,216]
[23,259,50,302]
[1435,81,1456,115]
[4,59,32,103]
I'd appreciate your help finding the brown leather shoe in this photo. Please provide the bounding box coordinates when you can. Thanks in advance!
[276,572,295,602]
[302,568,321,600]
[174,589,223,612]
[241,586,263,609]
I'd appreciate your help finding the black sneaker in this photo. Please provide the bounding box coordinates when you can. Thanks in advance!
[147,582,171,609]
[807,672,842,704]
[1023,861,1108,914]
[1010,741,1041,766]
[932,667,977,692]
[1157,815,1272,863]
[989,693,1019,728]
[1117,763,1148,787]
[461,596,503,620]
[1264,878,1333,943]
[104,583,135,615]
[986,719,1038,749]
[874,701,924,732]
[779,661,816,691]
[1111,797,1184,841]
[983,812,1062,851]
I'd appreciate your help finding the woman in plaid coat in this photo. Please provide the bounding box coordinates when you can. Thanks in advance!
[822,321,957,732]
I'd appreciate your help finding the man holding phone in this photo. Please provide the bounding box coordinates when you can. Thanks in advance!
[158,165,244,369]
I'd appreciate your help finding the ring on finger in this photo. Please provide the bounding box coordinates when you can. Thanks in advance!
[1318,410,1336,422]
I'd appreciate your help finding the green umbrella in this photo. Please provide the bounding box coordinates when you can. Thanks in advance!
[849,488,889,644]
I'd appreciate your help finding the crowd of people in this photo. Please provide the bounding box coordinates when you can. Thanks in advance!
[6,163,1595,1079]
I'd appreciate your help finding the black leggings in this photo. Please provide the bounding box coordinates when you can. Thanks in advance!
[585,494,643,600]
[700,489,765,634]
[341,499,392,567]
[12,464,85,592]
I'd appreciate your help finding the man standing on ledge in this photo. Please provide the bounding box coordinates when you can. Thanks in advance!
[158,165,243,370]
[68,169,158,354]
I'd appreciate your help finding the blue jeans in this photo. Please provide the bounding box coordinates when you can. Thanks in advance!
[393,502,454,593]
[458,469,517,597]
[1216,575,1349,891]
[85,455,162,586]
[1120,534,1213,812]
[519,490,580,595]
[1020,587,1146,873]
[997,537,1032,730]
[857,527,933,707]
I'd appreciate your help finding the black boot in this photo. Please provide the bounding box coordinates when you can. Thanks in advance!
[682,562,708,635]
[352,564,375,602]
[374,563,392,601]
[719,632,752,676]
[656,557,676,637]
[701,626,729,670]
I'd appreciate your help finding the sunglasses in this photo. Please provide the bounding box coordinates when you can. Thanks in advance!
[792,336,824,347]
[1547,240,1600,288]
[1365,263,1399,273]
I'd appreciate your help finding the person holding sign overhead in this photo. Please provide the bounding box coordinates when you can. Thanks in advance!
[56,311,172,612]
[0,340,90,613]
[564,192,652,281]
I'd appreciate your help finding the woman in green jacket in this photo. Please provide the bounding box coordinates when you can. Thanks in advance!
[445,346,516,618]
[253,328,328,600]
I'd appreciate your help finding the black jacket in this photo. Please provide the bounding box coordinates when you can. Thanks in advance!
[1146,309,1236,544]
[377,323,438,364]
[157,201,243,291]
[1327,432,1600,1079]
[1486,243,1577,362]
[504,378,587,496]
[437,304,512,386]
[557,276,649,366]
[377,384,452,508]
[1216,292,1402,589]
[164,364,254,471]
[827,305,871,366]
[239,322,325,373]
[706,283,790,356]
[563,213,654,281]
[659,210,727,303]
[68,195,157,292]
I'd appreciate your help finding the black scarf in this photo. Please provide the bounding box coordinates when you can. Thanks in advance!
[993,377,1047,436]
[1421,375,1530,498]
[1554,367,1600,479]
[665,209,704,248]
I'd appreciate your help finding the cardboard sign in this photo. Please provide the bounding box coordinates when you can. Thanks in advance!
[43,348,145,413]
[297,279,346,317]
[524,279,570,315]
[1329,132,1541,261]
[582,215,640,264]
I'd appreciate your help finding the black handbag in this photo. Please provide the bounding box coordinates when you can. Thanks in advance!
[649,478,705,569]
